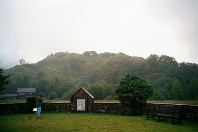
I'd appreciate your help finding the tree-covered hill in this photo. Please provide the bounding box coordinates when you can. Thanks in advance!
[3,51,198,100]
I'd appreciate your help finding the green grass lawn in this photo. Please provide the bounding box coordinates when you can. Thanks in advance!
[0,113,197,132]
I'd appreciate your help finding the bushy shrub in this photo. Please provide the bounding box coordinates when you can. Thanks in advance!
[48,92,57,100]
[26,96,36,113]
[116,74,153,115]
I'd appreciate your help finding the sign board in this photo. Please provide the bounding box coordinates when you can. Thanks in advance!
[77,99,85,111]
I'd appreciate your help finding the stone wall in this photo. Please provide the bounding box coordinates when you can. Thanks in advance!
[0,102,122,114]
[0,103,26,114]
[42,103,71,113]
[0,103,71,114]
[0,102,197,122]
[92,102,122,114]
[178,104,198,122]
[146,103,198,122]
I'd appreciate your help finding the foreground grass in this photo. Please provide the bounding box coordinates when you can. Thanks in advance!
[0,113,197,132]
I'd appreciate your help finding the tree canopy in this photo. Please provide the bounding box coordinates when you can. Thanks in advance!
[3,51,198,100]
[0,68,10,94]
[116,74,153,115]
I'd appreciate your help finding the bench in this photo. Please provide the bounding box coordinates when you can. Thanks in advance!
[146,104,182,125]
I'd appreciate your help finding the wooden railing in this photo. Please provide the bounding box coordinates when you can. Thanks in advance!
[146,104,182,125]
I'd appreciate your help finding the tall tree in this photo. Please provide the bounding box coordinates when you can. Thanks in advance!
[116,74,153,115]
[171,79,183,100]
[19,59,25,65]
[189,77,198,99]
[0,68,10,94]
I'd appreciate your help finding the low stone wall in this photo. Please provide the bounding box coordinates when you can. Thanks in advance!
[0,103,26,114]
[146,103,198,122]
[42,103,71,113]
[0,102,122,114]
[92,102,122,114]
[0,103,71,114]
[0,102,198,122]
[179,104,198,122]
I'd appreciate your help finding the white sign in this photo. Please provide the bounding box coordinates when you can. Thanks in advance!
[33,108,37,111]
[77,99,85,111]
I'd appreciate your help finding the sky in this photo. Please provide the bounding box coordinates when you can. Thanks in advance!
[0,0,198,68]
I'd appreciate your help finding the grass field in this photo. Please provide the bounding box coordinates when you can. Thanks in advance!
[0,113,197,132]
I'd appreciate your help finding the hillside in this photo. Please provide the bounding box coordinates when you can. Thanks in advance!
[4,51,198,100]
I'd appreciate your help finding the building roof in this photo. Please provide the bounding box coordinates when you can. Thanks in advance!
[17,88,36,93]
[71,87,94,99]
[81,87,94,98]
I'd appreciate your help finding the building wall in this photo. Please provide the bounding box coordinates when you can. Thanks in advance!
[70,88,94,112]
[17,92,36,99]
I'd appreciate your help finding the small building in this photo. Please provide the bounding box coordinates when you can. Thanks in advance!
[17,88,36,99]
[0,94,17,99]
[70,87,94,112]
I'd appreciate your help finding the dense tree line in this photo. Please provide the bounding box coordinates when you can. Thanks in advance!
[3,51,198,100]
[0,68,10,94]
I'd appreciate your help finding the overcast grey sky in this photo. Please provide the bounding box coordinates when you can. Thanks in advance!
[0,0,198,68]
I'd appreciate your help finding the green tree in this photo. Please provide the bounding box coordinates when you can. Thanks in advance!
[4,52,198,100]
[116,74,153,115]
[152,77,173,100]
[189,77,198,99]
[61,89,76,100]
[37,79,48,97]
[48,92,57,100]
[87,80,113,99]
[0,68,10,94]
[22,75,29,87]
[19,59,25,65]
[171,79,183,100]
[83,51,97,56]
